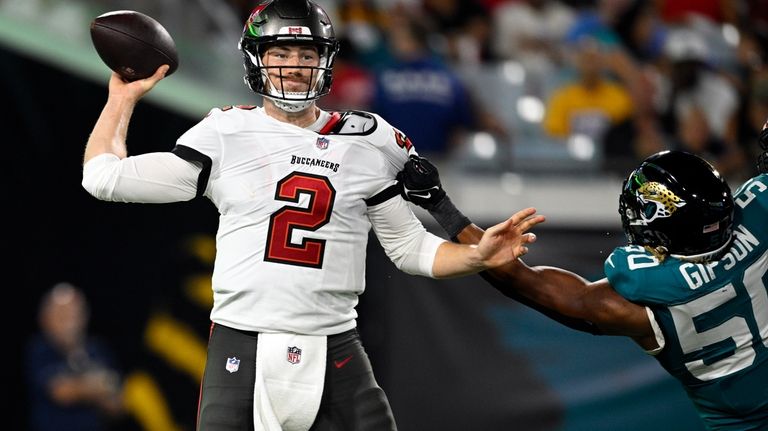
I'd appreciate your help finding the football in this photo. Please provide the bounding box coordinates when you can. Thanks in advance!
[90,10,179,82]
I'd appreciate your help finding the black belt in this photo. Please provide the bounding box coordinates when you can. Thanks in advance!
[218,323,358,342]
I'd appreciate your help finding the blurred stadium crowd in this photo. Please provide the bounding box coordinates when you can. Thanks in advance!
[4,0,766,184]
[230,0,768,184]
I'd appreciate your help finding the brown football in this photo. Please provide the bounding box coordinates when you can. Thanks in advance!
[90,10,178,82]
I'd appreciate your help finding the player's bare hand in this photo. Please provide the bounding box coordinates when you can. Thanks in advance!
[107,64,169,103]
[475,207,545,268]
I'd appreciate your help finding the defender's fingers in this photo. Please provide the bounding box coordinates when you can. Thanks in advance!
[517,232,539,256]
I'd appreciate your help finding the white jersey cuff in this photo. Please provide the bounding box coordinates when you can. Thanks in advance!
[368,196,444,277]
[644,307,666,356]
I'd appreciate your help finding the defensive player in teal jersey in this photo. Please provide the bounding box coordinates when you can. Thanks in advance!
[397,134,768,429]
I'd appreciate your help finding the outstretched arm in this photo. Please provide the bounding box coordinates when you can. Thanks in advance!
[455,224,658,349]
[397,156,660,349]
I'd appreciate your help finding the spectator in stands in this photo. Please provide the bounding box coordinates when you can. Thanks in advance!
[725,26,766,179]
[25,282,125,431]
[372,14,506,158]
[742,72,768,176]
[658,27,746,180]
[541,33,637,171]
[673,104,729,166]
[334,0,390,69]
[565,0,632,48]
[492,0,576,77]
[421,0,496,65]
[656,0,738,26]
[552,0,667,173]
[611,0,668,64]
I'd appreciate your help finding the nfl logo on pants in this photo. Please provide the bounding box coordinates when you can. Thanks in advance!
[226,357,240,373]
[287,346,302,364]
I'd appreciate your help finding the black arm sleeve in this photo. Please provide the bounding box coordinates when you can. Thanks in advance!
[427,195,473,240]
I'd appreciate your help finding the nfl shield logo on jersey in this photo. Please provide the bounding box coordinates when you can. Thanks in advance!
[226,357,240,373]
[287,346,302,364]
[316,137,329,150]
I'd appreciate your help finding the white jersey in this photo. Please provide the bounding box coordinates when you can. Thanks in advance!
[166,106,437,334]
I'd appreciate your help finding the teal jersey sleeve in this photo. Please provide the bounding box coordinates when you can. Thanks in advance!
[733,174,768,243]
[604,246,653,302]
[604,246,693,305]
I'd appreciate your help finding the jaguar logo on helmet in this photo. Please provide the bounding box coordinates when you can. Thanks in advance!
[635,182,686,223]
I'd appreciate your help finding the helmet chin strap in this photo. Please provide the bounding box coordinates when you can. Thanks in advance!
[671,232,734,263]
[266,96,315,113]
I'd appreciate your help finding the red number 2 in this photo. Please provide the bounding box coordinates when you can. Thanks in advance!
[264,172,336,268]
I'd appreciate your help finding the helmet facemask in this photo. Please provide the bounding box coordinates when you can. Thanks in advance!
[241,39,336,112]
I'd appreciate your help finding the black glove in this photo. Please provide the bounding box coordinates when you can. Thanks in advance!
[397,155,447,210]
[396,155,471,239]
[759,123,768,151]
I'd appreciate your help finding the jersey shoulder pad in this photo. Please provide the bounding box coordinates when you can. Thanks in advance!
[734,174,768,197]
[176,108,229,160]
[201,104,259,135]
[734,174,768,211]
[363,113,416,156]
[733,174,768,241]
[320,110,378,136]
[202,105,257,121]
[604,246,656,302]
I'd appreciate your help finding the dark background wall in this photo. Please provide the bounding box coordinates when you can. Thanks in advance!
[3,45,214,429]
[4,46,703,430]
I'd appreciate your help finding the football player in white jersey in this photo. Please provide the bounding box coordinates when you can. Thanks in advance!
[81,0,542,430]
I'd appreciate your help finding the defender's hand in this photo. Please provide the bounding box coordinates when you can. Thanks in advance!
[397,155,446,210]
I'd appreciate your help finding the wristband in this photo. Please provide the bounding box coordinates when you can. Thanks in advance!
[428,195,472,239]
